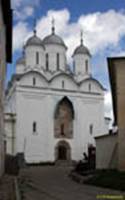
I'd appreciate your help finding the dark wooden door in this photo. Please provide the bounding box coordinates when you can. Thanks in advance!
[58,146,67,160]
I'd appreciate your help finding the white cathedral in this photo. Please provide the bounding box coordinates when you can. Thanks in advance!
[5,22,108,164]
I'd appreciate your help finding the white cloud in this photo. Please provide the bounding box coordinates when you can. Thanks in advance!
[13,8,125,60]
[14,6,34,21]
[13,22,31,51]
[11,0,22,8]
[11,0,40,9]
[78,10,125,54]
[12,0,40,21]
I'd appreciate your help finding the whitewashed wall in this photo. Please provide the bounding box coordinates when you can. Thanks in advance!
[44,44,66,72]
[4,32,108,164]
[73,54,91,76]
[9,75,107,163]
[25,46,45,70]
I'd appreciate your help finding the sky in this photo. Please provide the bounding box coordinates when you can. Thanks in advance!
[8,0,125,120]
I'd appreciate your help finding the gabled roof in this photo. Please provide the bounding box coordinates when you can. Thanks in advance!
[79,77,106,91]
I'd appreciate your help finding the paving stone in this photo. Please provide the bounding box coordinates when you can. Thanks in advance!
[0,175,15,200]
[19,166,125,200]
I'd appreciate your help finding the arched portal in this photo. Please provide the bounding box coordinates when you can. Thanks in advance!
[54,96,74,138]
[55,140,71,161]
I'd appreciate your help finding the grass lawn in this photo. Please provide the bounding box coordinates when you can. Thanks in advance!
[84,170,125,191]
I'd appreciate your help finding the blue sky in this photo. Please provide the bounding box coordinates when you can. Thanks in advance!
[9,0,125,117]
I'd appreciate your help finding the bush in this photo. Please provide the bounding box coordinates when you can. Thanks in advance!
[84,170,125,191]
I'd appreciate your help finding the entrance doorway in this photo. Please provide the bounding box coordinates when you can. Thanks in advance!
[58,146,67,160]
[55,140,71,161]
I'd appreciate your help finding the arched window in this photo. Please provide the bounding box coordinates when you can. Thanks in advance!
[57,53,60,70]
[62,80,65,89]
[33,77,36,86]
[33,122,37,133]
[73,60,75,73]
[90,124,93,135]
[61,124,65,136]
[36,52,39,65]
[46,53,49,70]
[89,83,91,92]
[85,60,88,73]
[54,97,74,138]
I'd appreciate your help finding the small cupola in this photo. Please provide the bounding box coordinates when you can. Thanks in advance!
[72,31,91,80]
[73,31,91,57]
[42,19,67,72]
[25,29,44,48]
[24,25,45,70]
[43,19,67,50]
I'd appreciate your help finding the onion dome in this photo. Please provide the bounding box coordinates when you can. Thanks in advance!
[43,34,67,49]
[73,30,91,57]
[73,45,91,56]
[25,29,44,48]
[42,18,67,49]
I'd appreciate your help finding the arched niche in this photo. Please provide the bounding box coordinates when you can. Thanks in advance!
[55,140,71,161]
[54,97,74,138]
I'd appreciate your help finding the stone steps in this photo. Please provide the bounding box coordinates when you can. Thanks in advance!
[55,160,72,167]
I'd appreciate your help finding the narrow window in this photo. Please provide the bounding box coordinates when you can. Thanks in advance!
[46,53,49,70]
[33,77,36,86]
[33,122,37,133]
[61,124,64,136]
[62,80,65,89]
[57,53,60,70]
[90,124,93,135]
[36,52,39,65]
[89,83,91,92]
[85,60,88,73]
[73,60,75,73]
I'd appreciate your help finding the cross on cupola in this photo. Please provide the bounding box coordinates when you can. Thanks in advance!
[33,18,37,36]
[80,30,83,45]
[51,17,55,34]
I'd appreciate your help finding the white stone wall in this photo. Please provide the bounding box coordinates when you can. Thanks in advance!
[44,44,66,72]
[19,71,48,88]
[73,54,91,77]
[95,134,118,169]
[50,74,77,90]
[4,115,16,155]
[17,44,66,75]
[7,75,107,163]
[5,29,108,164]
[25,46,45,70]
[16,63,25,74]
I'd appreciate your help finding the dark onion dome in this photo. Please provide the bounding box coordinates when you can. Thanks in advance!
[25,29,44,48]
[73,30,91,57]
[16,57,25,65]
[73,44,91,57]
[43,19,67,49]
[43,34,67,49]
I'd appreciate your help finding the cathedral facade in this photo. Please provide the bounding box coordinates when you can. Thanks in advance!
[5,23,108,164]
